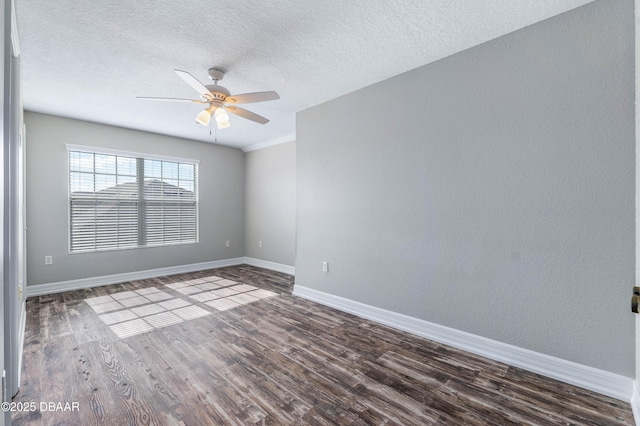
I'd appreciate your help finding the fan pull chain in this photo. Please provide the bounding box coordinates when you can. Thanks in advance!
[209,117,218,144]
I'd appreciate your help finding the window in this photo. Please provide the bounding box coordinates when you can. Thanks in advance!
[68,146,198,253]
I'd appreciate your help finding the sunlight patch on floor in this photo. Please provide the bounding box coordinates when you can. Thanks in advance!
[86,287,209,338]
[165,275,277,311]
[85,276,277,339]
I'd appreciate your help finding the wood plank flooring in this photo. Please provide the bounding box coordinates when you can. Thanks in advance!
[12,265,634,425]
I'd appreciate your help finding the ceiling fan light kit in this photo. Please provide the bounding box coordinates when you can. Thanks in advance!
[137,67,279,131]
[195,105,215,127]
[214,107,230,128]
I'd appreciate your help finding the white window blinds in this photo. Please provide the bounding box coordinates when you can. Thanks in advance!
[68,148,198,253]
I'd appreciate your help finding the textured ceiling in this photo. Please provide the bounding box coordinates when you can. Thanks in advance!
[17,0,594,150]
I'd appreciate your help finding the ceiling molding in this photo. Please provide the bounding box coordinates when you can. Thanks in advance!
[243,133,295,153]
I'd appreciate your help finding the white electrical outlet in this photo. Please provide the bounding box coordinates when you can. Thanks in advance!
[225,240,230,247]
[322,261,328,272]
[44,255,53,265]
[259,241,262,248]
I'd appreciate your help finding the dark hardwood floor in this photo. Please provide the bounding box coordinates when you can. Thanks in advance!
[12,265,634,425]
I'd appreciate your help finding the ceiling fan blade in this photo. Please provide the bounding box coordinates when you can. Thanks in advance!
[136,96,206,104]
[225,91,280,105]
[174,69,212,98]
[225,105,269,124]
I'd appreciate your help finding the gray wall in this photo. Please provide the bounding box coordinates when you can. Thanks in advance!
[636,0,640,387]
[244,141,296,266]
[25,112,245,285]
[296,0,634,376]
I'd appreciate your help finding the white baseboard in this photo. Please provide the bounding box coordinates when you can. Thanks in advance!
[243,257,295,275]
[631,381,640,425]
[26,258,245,297]
[293,285,634,402]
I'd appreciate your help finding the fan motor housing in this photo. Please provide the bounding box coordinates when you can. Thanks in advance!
[205,84,230,100]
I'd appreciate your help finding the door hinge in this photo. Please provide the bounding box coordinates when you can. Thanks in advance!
[632,287,640,313]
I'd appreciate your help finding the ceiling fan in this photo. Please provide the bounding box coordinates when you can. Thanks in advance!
[137,68,280,129]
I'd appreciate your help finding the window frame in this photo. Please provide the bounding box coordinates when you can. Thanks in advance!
[66,144,199,254]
